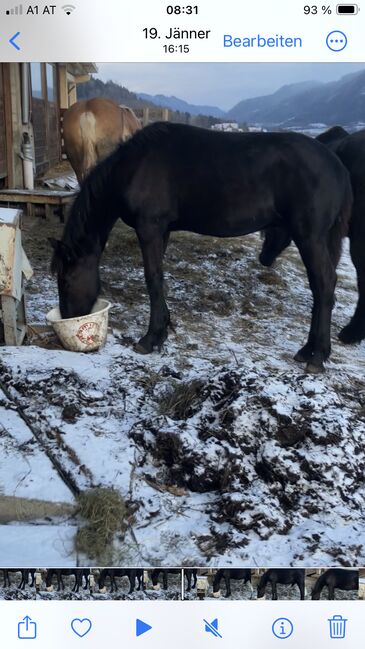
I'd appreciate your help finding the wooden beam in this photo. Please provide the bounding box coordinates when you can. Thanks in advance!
[3,64,14,189]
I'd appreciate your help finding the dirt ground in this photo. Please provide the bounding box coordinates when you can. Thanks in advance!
[1,210,365,565]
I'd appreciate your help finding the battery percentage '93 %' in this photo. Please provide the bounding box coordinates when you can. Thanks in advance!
[304,5,333,13]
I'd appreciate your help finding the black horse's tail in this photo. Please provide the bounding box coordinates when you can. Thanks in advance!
[311,573,326,600]
[328,176,353,269]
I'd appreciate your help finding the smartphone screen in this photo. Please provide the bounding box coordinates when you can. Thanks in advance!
[0,0,364,645]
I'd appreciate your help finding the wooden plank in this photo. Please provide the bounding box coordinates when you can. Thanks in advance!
[27,203,35,217]
[1,294,27,346]
[0,197,72,207]
[45,203,54,219]
[2,64,14,187]
[1,295,18,345]
[0,65,7,180]
[0,190,76,207]
[0,188,75,197]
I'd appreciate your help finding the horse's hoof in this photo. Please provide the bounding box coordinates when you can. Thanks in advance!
[134,341,151,354]
[294,343,314,363]
[259,253,274,268]
[338,324,364,345]
[305,362,324,375]
[294,351,307,363]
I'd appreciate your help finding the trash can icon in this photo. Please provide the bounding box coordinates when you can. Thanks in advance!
[328,615,347,639]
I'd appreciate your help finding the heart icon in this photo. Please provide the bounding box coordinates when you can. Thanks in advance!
[71,618,92,638]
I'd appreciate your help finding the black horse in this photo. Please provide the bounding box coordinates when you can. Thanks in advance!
[257,568,305,600]
[184,569,197,592]
[261,125,365,345]
[98,568,139,594]
[1,568,35,589]
[74,569,90,593]
[45,568,80,592]
[311,568,358,600]
[213,568,252,598]
[151,569,181,590]
[50,122,352,373]
[136,569,145,591]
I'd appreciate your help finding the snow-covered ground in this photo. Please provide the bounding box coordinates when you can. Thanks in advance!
[1,217,364,566]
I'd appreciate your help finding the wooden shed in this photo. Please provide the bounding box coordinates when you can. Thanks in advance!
[0,62,97,189]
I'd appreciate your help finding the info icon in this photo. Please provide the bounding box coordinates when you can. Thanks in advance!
[272,617,294,640]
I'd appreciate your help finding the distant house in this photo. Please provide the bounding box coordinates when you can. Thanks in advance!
[0,62,96,189]
[211,122,243,132]
[247,125,267,133]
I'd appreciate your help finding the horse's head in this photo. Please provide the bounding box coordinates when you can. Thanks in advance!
[49,237,101,319]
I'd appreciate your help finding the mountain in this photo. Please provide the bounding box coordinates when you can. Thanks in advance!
[76,78,223,128]
[228,71,365,128]
[137,93,226,118]
[77,77,152,109]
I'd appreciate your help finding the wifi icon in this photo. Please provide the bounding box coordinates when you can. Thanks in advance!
[62,4,76,14]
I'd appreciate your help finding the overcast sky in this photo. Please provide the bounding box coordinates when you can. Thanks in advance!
[95,63,365,111]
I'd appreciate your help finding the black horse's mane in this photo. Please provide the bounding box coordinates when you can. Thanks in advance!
[53,121,173,269]
[317,125,349,144]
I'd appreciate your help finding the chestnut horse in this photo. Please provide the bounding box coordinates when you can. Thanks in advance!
[63,97,141,183]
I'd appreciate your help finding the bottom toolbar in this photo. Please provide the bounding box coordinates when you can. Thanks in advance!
[1,601,364,648]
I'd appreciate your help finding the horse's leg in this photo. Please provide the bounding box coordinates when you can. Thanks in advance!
[272,581,278,600]
[339,212,365,343]
[163,571,168,590]
[225,575,231,598]
[163,231,170,254]
[162,231,171,300]
[186,571,191,592]
[293,237,336,373]
[259,225,292,267]
[19,571,25,590]
[328,584,334,600]
[299,578,305,600]
[129,570,136,594]
[135,227,170,353]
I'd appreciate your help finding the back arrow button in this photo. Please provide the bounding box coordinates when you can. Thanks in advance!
[9,32,21,50]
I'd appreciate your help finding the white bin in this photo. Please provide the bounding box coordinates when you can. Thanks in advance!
[46,299,111,352]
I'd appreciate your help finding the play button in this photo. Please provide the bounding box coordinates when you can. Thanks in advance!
[136,619,152,637]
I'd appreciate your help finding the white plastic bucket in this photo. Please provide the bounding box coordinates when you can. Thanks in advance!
[46,299,111,352]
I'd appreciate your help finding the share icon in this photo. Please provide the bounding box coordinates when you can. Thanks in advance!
[204,618,222,638]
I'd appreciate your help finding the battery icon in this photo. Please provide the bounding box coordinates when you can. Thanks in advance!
[337,4,359,13]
